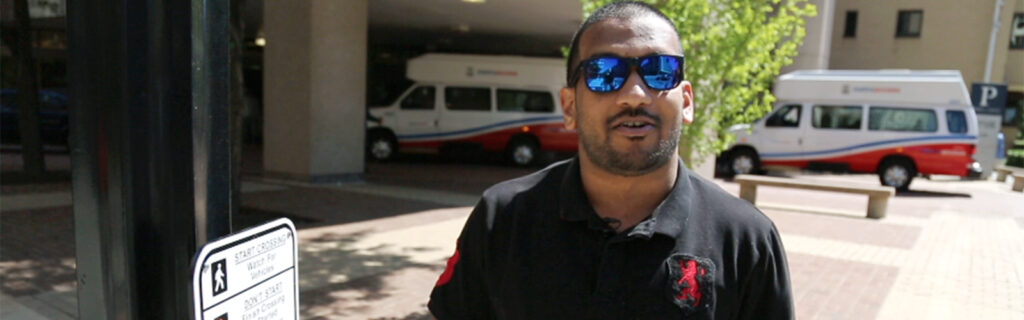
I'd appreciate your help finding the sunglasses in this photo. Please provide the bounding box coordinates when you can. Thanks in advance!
[570,54,685,93]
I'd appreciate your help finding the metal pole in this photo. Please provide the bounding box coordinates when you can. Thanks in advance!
[68,0,231,318]
[984,0,1004,82]
[192,0,233,247]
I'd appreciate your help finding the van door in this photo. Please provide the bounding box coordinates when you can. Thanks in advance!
[800,104,868,170]
[437,86,495,147]
[394,85,439,140]
[755,104,806,162]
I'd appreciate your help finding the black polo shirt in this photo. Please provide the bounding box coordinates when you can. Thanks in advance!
[429,158,793,319]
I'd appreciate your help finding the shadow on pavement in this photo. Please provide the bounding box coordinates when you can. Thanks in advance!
[896,189,971,198]
[299,231,444,319]
[0,206,77,297]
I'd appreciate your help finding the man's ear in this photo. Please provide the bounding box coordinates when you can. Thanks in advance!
[560,87,577,130]
[680,81,694,124]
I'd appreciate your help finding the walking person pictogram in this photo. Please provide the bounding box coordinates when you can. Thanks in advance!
[212,259,227,295]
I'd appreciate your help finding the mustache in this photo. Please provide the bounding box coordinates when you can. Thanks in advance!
[605,108,661,127]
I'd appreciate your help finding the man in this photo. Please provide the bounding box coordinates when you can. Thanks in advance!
[429,2,793,319]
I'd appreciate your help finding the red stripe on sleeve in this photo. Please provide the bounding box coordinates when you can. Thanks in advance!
[435,248,461,287]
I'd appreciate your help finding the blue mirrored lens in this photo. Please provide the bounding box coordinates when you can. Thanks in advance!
[584,58,628,92]
[639,56,681,90]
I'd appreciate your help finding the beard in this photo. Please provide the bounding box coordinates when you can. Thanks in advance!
[578,106,681,176]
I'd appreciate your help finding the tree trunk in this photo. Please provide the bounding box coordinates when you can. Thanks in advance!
[14,0,45,175]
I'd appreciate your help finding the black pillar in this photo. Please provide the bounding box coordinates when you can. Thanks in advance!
[68,0,231,318]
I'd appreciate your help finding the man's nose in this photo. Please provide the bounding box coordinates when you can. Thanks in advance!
[615,70,652,109]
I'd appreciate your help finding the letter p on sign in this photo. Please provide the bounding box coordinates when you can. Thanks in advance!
[971,83,1007,115]
[980,86,998,107]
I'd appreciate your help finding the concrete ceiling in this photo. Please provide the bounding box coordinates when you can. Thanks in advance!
[368,0,583,56]
[243,0,582,56]
[370,0,581,37]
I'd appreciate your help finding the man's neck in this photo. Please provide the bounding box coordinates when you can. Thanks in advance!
[578,153,679,233]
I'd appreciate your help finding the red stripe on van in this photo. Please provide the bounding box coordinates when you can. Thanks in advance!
[762,143,975,176]
[399,123,578,152]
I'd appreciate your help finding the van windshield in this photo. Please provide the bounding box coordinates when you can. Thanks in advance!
[765,104,801,127]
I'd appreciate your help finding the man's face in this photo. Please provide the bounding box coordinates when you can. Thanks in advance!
[560,16,694,176]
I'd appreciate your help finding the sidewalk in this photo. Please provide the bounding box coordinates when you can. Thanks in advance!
[2,155,1023,319]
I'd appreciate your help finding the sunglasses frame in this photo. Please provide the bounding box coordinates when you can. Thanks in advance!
[569,54,686,93]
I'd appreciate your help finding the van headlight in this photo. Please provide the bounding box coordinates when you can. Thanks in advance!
[966,161,983,178]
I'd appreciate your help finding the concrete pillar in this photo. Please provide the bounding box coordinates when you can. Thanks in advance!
[263,0,367,183]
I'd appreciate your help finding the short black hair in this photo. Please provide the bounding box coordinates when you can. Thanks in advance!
[565,1,681,84]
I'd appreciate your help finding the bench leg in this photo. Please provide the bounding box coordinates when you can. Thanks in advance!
[739,184,757,204]
[1013,178,1024,192]
[867,195,889,219]
[996,171,1009,182]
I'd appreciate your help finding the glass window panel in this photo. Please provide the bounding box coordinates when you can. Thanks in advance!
[897,10,923,37]
[445,87,491,111]
[812,105,862,129]
[868,107,937,132]
[497,89,554,113]
[765,104,801,127]
[844,11,858,37]
[946,110,968,134]
[400,86,435,110]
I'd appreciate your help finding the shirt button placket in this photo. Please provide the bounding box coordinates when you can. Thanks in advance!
[594,235,628,318]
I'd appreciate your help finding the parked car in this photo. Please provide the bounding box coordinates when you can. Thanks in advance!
[1,89,70,145]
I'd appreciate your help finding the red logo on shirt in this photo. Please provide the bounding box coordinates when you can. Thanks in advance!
[676,259,706,304]
[666,254,714,314]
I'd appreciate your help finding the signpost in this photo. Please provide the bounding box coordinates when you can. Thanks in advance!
[972,83,1008,178]
[193,219,298,320]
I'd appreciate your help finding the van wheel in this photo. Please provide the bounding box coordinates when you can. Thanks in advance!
[878,159,915,191]
[507,138,539,167]
[728,149,759,176]
[367,131,397,162]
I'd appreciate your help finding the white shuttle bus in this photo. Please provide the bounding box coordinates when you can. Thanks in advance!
[366,54,577,165]
[721,70,982,190]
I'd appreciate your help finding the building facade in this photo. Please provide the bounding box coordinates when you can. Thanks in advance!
[824,0,1023,141]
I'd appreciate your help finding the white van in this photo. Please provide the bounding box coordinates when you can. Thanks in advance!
[366,54,577,165]
[720,70,982,190]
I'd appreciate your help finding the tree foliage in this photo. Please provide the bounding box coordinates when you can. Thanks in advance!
[579,0,816,165]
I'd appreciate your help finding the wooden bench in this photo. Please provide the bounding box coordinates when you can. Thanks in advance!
[1013,174,1024,192]
[734,174,896,219]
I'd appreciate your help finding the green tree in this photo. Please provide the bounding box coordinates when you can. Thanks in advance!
[578,0,816,166]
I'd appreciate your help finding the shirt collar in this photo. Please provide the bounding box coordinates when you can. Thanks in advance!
[558,157,694,239]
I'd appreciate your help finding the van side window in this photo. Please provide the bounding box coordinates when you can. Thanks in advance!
[400,86,435,110]
[812,105,862,129]
[445,87,491,111]
[497,90,554,113]
[946,110,968,134]
[765,104,801,127]
[868,107,937,132]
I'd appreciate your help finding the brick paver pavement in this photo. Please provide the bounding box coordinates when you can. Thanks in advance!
[3,152,1023,319]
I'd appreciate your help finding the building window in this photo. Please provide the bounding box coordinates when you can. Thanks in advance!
[1005,92,1023,127]
[1011,13,1024,49]
[843,11,858,38]
[896,10,923,38]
